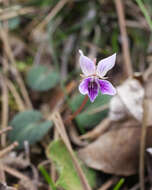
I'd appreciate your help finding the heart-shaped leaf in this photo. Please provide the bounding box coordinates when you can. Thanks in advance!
[26,65,60,91]
[47,140,96,190]
[70,93,111,130]
[9,110,53,148]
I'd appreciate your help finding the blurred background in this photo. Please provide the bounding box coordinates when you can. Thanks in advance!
[0,0,152,190]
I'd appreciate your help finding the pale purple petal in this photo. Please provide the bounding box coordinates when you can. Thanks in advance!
[88,79,99,102]
[98,79,116,95]
[96,53,116,77]
[79,50,96,76]
[79,77,91,95]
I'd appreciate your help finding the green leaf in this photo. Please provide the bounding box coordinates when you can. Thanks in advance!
[113,178,125,190]
[47,140,96,190]
[16,61,28,72]
[70,93,111,130]
[9,110,53,149]
[39,165,57,190]
[26,65,60,91]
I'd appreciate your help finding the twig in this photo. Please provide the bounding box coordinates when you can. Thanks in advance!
[6,78,26,112]
[126,20,149,30]
[139,64,152,190]
[3,165,36,190]
[0,142,18,158]
[0,164,6,183]
[0,75,9,147]
[80,118,110,140]
[31,0,69,36]
[98,177,117,190]
[68,95,88,122]
[0,27,33,109]
[69,122,88,147]
[51,112,92,190]
[87,104,109,115]
[0,126,12,136]
[114,0,133,77]
[1,58,26,111]
[139,98,148,190]
[0,7,35,22]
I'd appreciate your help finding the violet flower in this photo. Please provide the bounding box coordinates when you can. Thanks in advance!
[78,50,116,102]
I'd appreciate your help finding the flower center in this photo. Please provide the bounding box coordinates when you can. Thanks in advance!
[88,79,98,93]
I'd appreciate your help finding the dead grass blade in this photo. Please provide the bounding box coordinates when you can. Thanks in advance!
[0,27,33,109]
[80,118,110,140]
[98,177,117,190]
[0,127,12,136]
[0,75,9,147]
[6,78,26,112]
[51,111,92,190]
[0,6,36,22]
[114,0,133,77]
[3,165,36,190]
[0,142,18,158]
[32,0,70,35]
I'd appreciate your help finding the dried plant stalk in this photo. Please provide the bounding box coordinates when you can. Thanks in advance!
[114,0,133,77]
[0,75,9,147]
[0,27,32,109]
[51,112,92,190]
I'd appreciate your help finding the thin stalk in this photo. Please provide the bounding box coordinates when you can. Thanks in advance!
[69,95,88,121]
[139,98,148,190]
[113,178,125,190]
[135,0,152,31]
[39,165,57,190]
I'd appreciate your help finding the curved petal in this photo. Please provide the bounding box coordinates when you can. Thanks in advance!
[88,79,99,102]
[79,50,96,76]
[79,77,91,95]
[96,53,116,77]
[98,79,116,95]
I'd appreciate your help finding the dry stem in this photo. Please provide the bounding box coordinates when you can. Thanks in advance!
[0,75,9,147]
[0,27,33,109]
[3,165,36,190]
[0,7,35,21]
[0,127,12,136]
[6,78,26,112]
[114,0,133,77]
[0,164,6,183]
[0,142,18,158]
[51,112,92,190]
[80,118,110,140]
[98,177,117,190]
[32,0,69,35]
[139,98,148,190]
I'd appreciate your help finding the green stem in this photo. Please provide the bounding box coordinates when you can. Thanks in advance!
[70,95,88,121]
[113,178,125,190]
[135,0,152,31]
[39,165,57,190]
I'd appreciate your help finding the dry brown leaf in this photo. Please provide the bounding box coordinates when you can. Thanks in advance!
[0,183,17,190]
[78,123,152,176]
[109,77,144,122]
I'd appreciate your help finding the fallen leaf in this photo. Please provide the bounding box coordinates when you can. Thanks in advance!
[0,183,17,190]
[78,123,152,176]
[109,77,144,122]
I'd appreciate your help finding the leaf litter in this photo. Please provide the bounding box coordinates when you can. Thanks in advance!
[1,0,152,189]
